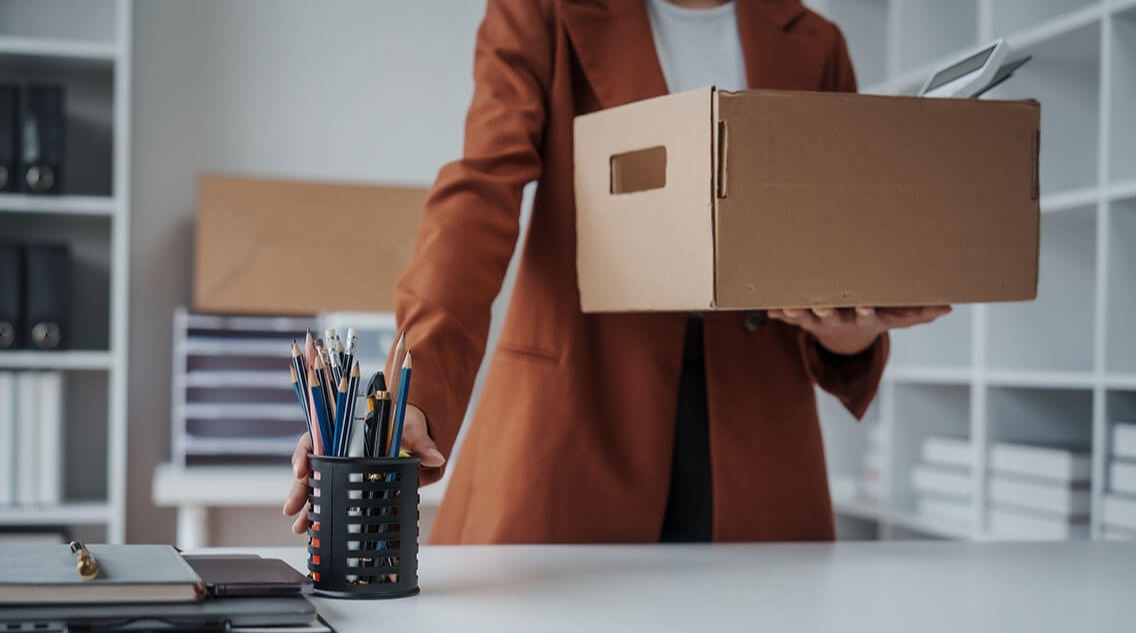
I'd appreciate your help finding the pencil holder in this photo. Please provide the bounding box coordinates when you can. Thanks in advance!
[307,455,420,599]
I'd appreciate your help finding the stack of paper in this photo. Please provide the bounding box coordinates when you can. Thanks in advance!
[988,442,1091,540]
[910,435,973,526]
[1104,422,1136,540]
[0,370,64,508]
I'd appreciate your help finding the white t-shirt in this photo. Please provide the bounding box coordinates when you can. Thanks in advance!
[646,0,748,93]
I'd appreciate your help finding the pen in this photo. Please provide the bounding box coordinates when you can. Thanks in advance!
[369,373,390,457]
[388,352,412,457]
[70,541,98,580]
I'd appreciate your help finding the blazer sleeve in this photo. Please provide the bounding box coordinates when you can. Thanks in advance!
[393,0,554,480]
[796,19,889,420]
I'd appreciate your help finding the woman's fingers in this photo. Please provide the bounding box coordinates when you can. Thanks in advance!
[283,474,310,517]
[400,405,446,468]
[290,503,309,534]
[291,433,312,479]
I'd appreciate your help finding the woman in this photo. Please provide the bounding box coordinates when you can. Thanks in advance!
[284,0,947,543]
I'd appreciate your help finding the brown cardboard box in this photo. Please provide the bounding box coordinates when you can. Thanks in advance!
[194,175,426,315]
[574,87,1040,312]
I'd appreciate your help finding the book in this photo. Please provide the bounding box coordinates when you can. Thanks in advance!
[37,371,63,505]
[1102,494,1136,531]
[988,506,1090,540]
[1110,460,1136,496]
[14,371,39,506]
[1114,423,1136,460]
[989,442,1091,484]
[910,463,972,499]
[0,544,203,604]
[989,475,1090,516]
[0,372,14,505]
[921,435,971,469]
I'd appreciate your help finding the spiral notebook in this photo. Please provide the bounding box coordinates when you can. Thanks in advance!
[0,544,204,605]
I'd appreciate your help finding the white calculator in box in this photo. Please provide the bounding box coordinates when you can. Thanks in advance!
[919,39,1031,98]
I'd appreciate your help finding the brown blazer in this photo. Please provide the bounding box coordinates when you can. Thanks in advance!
[395,0,888,543]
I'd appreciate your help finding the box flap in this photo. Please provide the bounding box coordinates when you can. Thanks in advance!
[574,87,716,312]
[194,175,426,315]
[712,90,1040,308]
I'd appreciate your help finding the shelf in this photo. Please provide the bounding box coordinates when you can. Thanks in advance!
[987,386,1094,449]
[892,384,972,517]
[895,0,977,74]
[832,493,885,523]
[1106,375,1136,390]
[1041,187,1100,214]
[991,0,1103,42]
[887,305,972,369]
[0,502,112,525]
[987,210,1097,372]
[0,194,117,217]
[0,350,113,370]
[1110,180,1136,201]
[1107,199,1136,372]
[0,35,115,64]
[886,510,974,540]
[1110,8,1136,183]
[985,370,1098,389]
[884,366,972,385]
[832,491,974,540]
[989,20,1102,196]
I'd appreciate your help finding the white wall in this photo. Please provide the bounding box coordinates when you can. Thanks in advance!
[129,0,488,544]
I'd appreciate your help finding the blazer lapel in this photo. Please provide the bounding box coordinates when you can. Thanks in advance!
[560,0,669,109]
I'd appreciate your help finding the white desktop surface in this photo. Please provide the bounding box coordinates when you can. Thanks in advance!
[214,541,1136,633]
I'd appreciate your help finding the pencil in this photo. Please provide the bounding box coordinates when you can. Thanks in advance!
[341,362,361,457]
[290,365,315,448]
[343,328,357,380]
[375,389,392,457]
[333,374,349,457]
[388,352,412,458]
[385,331,407,452]
[290,341,311,427]
[304,331,324,456]
[308,367,332,456]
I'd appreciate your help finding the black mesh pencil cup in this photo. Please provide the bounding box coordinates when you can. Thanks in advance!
[307,455,420,598]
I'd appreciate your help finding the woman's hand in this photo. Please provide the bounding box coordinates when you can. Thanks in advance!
[768,306,952,356]
[282,404,445,534]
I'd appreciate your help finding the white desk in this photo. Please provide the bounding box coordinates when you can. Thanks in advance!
[217,541,1136,633]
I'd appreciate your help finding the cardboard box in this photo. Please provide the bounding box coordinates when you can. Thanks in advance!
[573,87,1040,312]
[194,175,426,315]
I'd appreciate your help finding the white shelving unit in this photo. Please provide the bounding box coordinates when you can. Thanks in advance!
[808,0,1136,541]
[0,0,131,543]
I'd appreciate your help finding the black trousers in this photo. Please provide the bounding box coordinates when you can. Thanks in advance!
[659,315,713,542]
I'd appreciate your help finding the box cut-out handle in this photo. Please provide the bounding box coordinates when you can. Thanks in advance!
[610,145,667,195]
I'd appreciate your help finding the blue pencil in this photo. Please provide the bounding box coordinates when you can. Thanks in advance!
[333,375,350,457]
[387,352,412,457]
[290,365,314,446]
[308,368,332,455]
